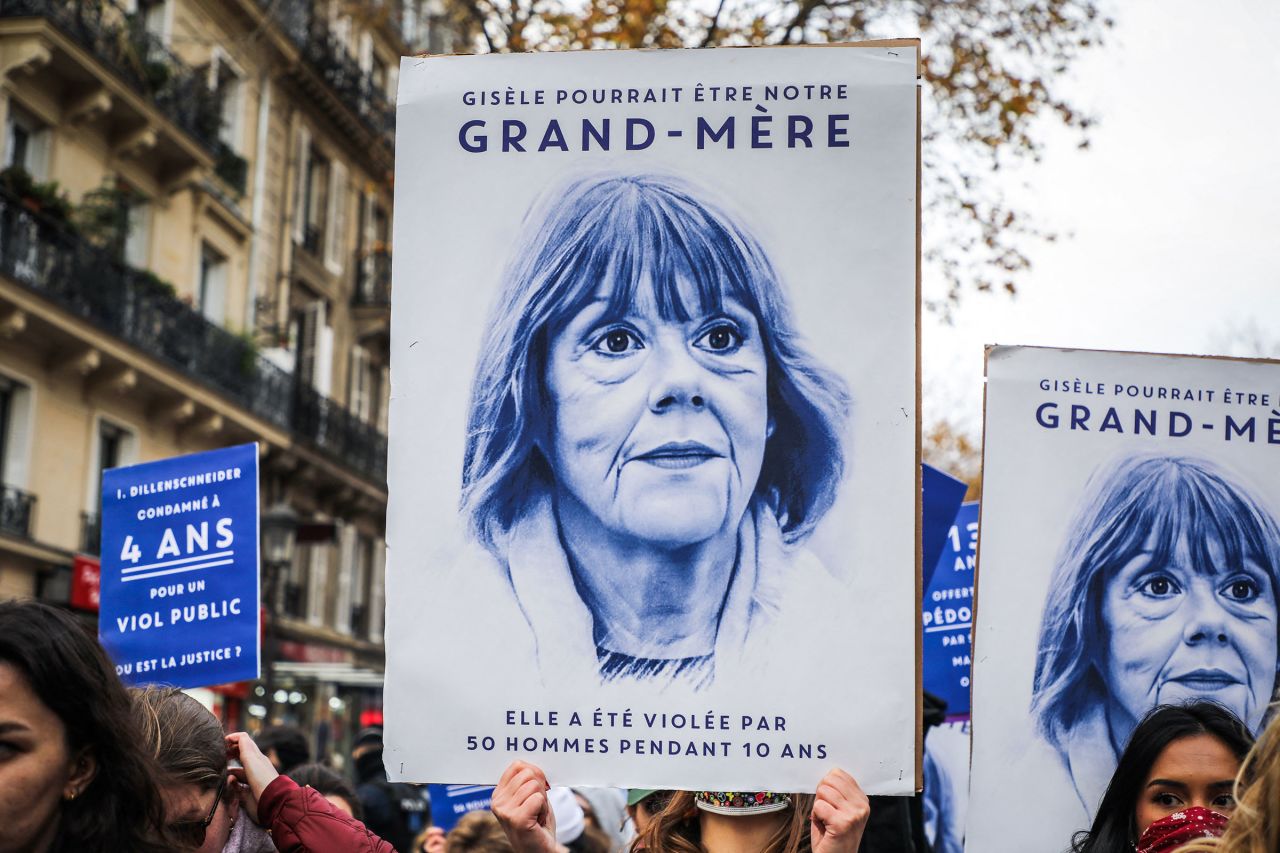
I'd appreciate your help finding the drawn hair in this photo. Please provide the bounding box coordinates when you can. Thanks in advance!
[0,599,169,853]
[1070,702,1254,853]
[461,173,849,552]
[1032,454,1280,751]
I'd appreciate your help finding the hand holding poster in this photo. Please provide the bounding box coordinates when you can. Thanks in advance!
[98,443,260,689]
[385,44,920,791]
[968,346,1280,850]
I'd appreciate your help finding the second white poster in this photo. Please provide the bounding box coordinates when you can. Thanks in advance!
[385,44,919,791]
[969,345,1280,850]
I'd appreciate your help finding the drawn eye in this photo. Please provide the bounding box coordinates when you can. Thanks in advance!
[591,328,643,355]
[694,323,743,353]
[1222,578,1261,603]
[1139,575,1181,598]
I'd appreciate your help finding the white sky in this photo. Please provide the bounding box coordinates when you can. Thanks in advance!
[921,0,1280,432]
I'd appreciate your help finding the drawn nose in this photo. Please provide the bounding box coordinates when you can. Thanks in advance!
[648,343,705,413]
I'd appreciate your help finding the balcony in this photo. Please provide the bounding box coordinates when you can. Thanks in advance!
[0,186,387,486]
[255,0,395,150]
[80,511,100,555]
[0,485,36,539]
[353,247,391,307]
[0,0,224,159]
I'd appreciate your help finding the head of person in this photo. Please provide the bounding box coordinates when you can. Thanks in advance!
[0,599,166,853]
[289,762,363,819]
[627,789,673,838]
[638,789,814,853]
[462,173,849,556]
[254,724,310,775]
[1033,455,1280,751]
[130,686,234,852]
[446,810,513,853]
[1179,710,1280,853]
[1072,702,1254,853]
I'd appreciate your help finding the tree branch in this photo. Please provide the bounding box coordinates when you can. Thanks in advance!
[699,0,727,47]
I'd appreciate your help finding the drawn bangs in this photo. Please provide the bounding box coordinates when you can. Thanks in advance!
[1088,458,1280,583]
[538,175,767,333]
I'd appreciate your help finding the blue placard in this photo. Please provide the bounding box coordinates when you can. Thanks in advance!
[922,501,978,718]
[427,784,495,831]
[99,443,260,689]
[921,464,968,591]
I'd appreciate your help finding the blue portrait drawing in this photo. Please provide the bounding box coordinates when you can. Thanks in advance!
[459,173,851,690]
[383,45,919,791]
[1030,453,1280,808]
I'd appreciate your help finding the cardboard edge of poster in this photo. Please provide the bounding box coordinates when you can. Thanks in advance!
[408,38,925,78]
[987,341,1280,368]
[913,56,923,793]
[968,346,996,807]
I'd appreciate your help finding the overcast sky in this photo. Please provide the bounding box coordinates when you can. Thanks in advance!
[921,0,1280,431]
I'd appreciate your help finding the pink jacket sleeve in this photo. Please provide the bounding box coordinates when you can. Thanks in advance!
[258,775,398,853]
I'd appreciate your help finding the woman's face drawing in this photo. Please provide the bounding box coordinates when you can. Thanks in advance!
[1102,534,1278,732]
[545,279,769,547]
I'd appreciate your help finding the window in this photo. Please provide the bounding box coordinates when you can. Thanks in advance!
[90,420,136,518]
[198,244,228,324]
[123,198,150,269]
[290,297,333,393]
[348,346,380,424]
[0,374,34,494]
[303,150,328,256]
[4,105,49,179]
[0,380,11,486]
[207,50,245,150]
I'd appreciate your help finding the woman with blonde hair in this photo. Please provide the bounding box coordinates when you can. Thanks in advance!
[1177,711,1280,853]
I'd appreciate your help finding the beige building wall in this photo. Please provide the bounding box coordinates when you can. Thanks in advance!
[0,0,426,731]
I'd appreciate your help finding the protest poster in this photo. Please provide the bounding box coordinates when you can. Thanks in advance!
[922,464,968,591]
[921,499,976,853]
[427,784,496,832]
[98,443,260,689]
[923,501,977,716]
[968,346,1280,849]
[384,43,921,791]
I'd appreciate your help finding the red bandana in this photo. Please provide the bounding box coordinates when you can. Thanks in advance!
[1135,807,1229,853]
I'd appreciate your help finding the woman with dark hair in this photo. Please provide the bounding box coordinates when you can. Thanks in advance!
[0,599,167,853]
[492,761,869,853]
[458,173,852,689]
[1070,702,1254,853]
[1032,454,1280,808]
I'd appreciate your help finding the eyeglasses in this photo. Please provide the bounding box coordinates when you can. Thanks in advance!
[166,774,227,848]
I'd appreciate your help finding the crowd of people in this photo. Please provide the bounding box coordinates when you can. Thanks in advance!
[2,596,1278,852]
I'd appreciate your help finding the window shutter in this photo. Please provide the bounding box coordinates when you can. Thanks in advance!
[324,160,347,274]
[306,543,328,627]
[314,302,333,395]
[292,126,311,245]
[369,538,385,643]
[349,346,371,422]
[334,523,355,634]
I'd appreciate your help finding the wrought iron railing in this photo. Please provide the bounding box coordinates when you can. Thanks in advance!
[254,0,395,145]
[353,247,391,307]
[80,511,100,555]
[0,485,36,539]
[0,0,224,156]
[0,187,387,485]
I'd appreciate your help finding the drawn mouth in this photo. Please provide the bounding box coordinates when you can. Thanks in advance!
[632,442,722,469]
[1167,669,1243,691]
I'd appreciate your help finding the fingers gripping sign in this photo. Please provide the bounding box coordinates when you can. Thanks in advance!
[811,768,871,853]
[492,761,559,853]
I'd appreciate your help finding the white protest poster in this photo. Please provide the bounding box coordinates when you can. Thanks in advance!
[384,44,920,791]
[968,345,1280,850]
